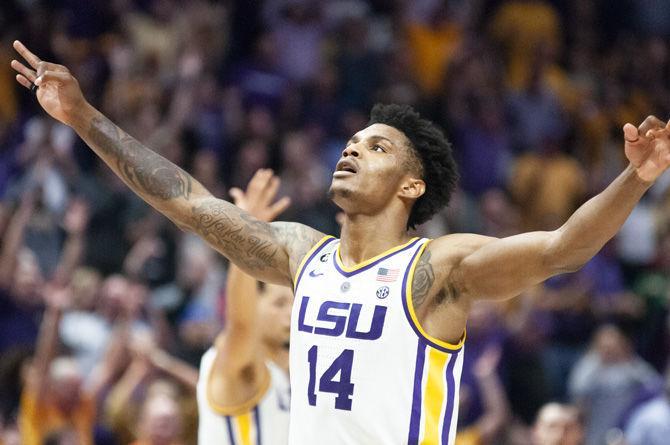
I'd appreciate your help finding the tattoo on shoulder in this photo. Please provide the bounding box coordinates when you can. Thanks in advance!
[88,116,192,200]
[411,251,435,309]
[411,250,459,309]
[272,222,324,271]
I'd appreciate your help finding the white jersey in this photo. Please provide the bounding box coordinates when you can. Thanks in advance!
[289,237,465,445]
[197,348,290,445]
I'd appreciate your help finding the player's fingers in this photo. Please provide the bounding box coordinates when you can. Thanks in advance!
[268,196,291,220]
[10,59,37,83]
[263,175,281,202]
[35,62,69,78]
[229,187,244,205]
[648,128,669,140]
[247,168,270,194]
[623,123,641,142]
[638,115,665,135]
[35,70,70,86]
[251,169,275,203]
[15,74,32,90]
[13,40,41,69]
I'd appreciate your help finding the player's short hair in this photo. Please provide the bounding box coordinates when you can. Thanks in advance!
[368,104,458,229]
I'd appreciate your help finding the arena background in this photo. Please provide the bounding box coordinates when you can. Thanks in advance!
[1,1,670,444]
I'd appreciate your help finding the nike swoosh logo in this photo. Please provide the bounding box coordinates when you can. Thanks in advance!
[309,270,324,277]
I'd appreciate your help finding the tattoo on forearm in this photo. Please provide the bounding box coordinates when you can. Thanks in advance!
[87,114,323,279]
[412,251,435,309]
[88,116,192,200]
[191,201,280,271]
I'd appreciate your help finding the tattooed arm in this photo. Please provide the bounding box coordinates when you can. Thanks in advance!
[413,114,670,344]
[10,41,325,285]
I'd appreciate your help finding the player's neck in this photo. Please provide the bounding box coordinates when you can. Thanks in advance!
[339,213,410,267]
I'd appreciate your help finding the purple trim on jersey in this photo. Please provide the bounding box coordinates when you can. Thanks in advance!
[441,354,458,444]
[225,416,236,444]
[400,243,463,354]
[294,237,337,292]
[333,238,422,278]
[407,340,427,445]
[254,405,262,445]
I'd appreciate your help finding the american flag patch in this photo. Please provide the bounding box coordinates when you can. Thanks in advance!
[376,267,400,282]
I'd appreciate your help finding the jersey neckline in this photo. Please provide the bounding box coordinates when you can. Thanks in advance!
[334,237,422,278]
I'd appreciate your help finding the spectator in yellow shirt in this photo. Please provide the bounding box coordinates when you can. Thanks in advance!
[489,0,561,90]
[405,4,463,95]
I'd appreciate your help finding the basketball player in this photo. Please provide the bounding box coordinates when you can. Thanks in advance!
[197,170,292,445]
[11,40,670,444]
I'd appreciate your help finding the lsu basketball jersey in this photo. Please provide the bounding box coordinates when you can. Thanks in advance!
[289,237,465,445]
[197,348,291,445]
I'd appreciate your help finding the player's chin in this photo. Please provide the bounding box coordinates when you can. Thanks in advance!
[328,180,357,199]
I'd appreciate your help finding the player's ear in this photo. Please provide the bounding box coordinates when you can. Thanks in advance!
[399,177,425,200]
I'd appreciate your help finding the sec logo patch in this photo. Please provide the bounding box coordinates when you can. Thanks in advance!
[376,286,390,299]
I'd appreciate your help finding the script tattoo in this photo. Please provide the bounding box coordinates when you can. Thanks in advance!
[88,116,192,200]
[411,250,435,309]
[192,201,279,271]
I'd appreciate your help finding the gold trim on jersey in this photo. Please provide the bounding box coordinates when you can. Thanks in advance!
[293,235,336,289]
[405,240,466,351]
[206,352,272,416]
[224,409,259,445]
[236,411,253,445]
[335,237,420,273]
[422,348,450,443]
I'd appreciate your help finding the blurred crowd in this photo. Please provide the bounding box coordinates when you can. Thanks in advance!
[1,0,670,444]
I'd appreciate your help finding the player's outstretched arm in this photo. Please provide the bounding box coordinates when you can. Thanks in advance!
[10,41,323,285]
[438,116,670,302]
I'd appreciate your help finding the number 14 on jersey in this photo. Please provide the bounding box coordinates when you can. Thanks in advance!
[307,345,355,410]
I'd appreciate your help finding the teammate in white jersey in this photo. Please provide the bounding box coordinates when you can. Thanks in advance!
[197,170,292,445]
[12,40,670,444]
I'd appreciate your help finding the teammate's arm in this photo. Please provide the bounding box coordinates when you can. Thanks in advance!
[436,116,670,302]
[209,170,290,408]
[10,41,323,286]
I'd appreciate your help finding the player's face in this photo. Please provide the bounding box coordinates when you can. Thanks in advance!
[258,284,293,348]
[329,123,419,215]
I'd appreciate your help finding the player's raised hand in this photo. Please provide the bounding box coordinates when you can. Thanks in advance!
[623,115,670,183]
[11,40,87,127]
[229,169,291,222]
